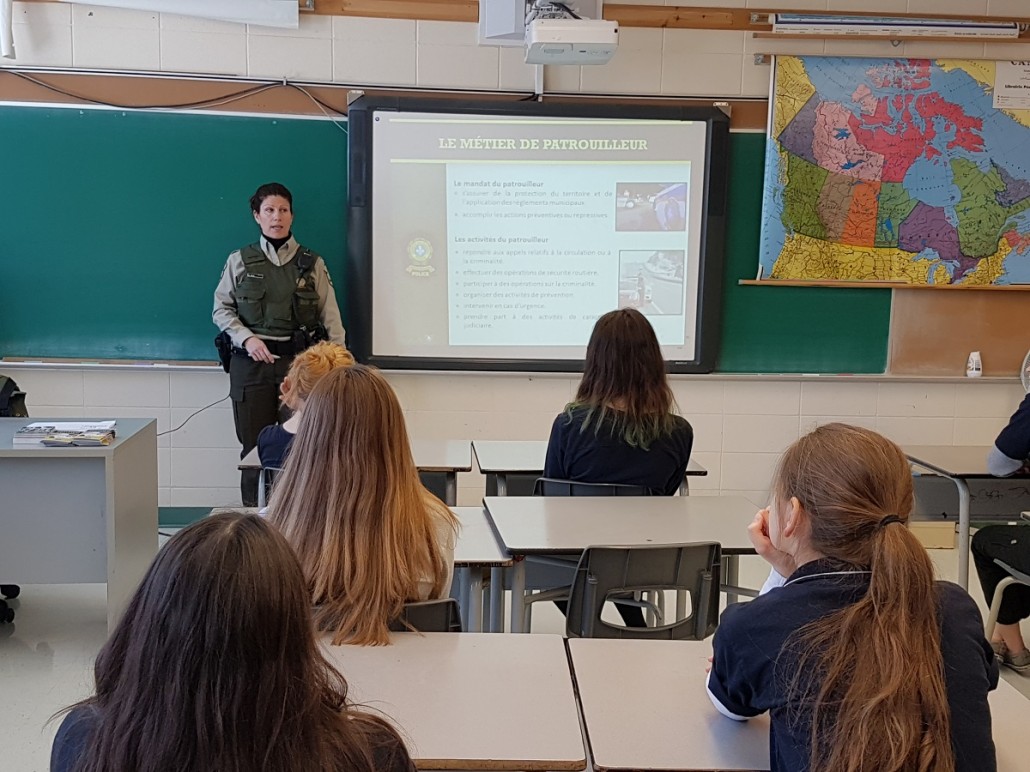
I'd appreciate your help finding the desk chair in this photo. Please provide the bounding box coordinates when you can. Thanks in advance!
[985,558,1030,641]
[418,471,449,504]
[563,543,722,639]
[0,585,16,623]
[523,479,657,629]
[389,599,463,633]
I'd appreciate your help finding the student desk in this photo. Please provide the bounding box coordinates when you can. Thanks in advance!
[568,639,769,771]
[240,439,472,506]
[472,439,708,496]
[451,506,512,633]
[320,632,586,770]
[0,417,158,631]
[903,445,1030,589]
[483,495,758,633]
[569,638,1030,772]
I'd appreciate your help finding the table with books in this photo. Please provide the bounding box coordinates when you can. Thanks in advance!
[0,417,158,630]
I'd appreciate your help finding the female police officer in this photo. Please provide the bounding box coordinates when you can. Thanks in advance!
[213,183,346,505]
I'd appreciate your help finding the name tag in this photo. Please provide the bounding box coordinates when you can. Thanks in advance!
[246,272,264,279]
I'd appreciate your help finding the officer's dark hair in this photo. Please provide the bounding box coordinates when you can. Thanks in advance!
[250,182,293,213]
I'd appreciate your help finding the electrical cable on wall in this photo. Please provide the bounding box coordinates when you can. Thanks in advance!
[156,395,229,437]
[5,71,350,133]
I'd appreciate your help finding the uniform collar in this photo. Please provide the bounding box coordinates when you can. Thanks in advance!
[784,557,870,587]
[259,234,298,264]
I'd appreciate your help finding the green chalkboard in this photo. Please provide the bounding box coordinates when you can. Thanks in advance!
[1,107,886,372]
[716,132,890,373]
[2,105,347,361]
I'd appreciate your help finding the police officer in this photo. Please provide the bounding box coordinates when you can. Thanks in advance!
[213,182,345,505]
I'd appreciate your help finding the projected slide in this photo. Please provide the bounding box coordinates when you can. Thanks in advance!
[447,163,690,345]
[357,104,725,370]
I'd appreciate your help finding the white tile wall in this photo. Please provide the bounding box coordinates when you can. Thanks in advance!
[10,368,1020,508]
[581,27,663,94]
[8,1,1027,86]
[987,0,1030,15]
[877,382,956,417]
[247,34,333,81]
[10,2,72,66]
[160,29,247,76]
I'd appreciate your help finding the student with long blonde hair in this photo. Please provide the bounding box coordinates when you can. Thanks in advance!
[707,423,997,772]
[257,340,354,470]
[268,364,458,646]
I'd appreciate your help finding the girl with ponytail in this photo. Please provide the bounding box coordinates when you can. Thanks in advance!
[707,423,998,772]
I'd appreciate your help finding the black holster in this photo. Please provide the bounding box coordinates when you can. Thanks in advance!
[214,331,233,373]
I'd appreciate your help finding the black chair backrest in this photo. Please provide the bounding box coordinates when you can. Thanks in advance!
[566,542,722,640]
[0,375,28,418]
[534,477,653,497]
[419,470,449,503]
[389,598,463,633]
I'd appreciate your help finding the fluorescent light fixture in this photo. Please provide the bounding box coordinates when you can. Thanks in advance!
[772,14,1020,38]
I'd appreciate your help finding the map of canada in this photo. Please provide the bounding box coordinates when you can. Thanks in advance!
[761,57,1030,285]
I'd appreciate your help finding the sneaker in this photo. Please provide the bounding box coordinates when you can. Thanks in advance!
[991,640,1008,660]
[1001,648,1030,675]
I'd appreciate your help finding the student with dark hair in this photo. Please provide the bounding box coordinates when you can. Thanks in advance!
[708,423,997,772]
[969,392,1030,671]
[543,307,693,496]
[542,308,692,627]
[51,512,413,772]
[213,182,346,506]
[972,525,1030,673]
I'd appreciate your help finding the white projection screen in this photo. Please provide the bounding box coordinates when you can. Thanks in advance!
[346,97,729,372]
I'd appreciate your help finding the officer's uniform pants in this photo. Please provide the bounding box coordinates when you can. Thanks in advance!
[229,352,293,506]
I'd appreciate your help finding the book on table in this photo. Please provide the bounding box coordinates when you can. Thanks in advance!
[13,421,117,446]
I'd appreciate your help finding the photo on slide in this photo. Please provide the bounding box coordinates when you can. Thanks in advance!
[614,183,687,232]
[617,251,685,316]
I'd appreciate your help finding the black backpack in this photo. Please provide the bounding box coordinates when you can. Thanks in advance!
[0,375,28,417]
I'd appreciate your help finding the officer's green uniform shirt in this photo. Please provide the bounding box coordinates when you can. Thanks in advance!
[212,235,346,348]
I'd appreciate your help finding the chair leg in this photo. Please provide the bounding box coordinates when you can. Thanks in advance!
[986,577,1018,642]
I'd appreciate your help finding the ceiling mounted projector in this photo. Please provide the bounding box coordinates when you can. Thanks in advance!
[525,18,618,65]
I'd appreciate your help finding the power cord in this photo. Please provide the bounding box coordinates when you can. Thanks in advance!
[156,394,229,437]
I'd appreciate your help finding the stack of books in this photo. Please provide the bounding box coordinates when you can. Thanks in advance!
[13,421,117,447]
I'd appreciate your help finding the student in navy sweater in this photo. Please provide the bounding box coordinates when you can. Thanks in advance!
[543,308,693,496]
[51,513,413,772]
[708,423,997,772]
[543,308,692,628]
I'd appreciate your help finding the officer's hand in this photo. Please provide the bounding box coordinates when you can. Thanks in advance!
[244,336,275,364]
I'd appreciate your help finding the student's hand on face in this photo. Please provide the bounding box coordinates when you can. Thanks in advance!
[244,336,277,364]
[748,508,797,578]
